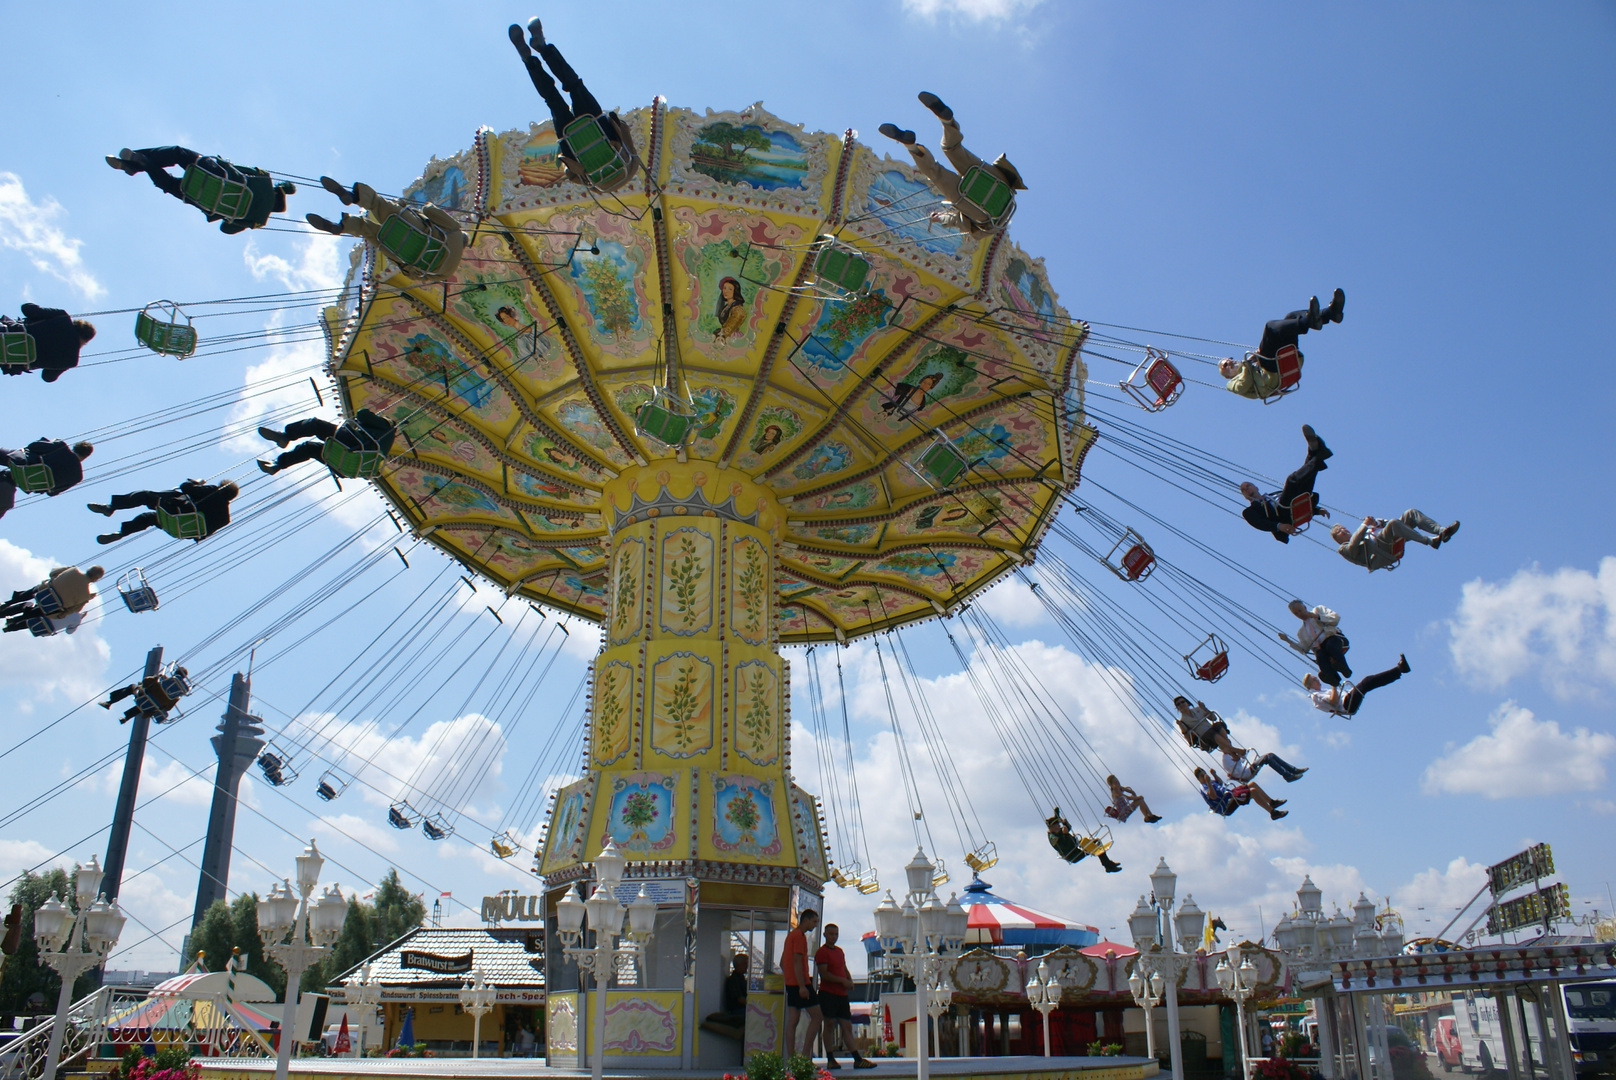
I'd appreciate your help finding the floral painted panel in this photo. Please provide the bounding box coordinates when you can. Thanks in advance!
[658,526,714,636]
[592,659,636,766]
[650,652,714,759]
[728,535,769,645]
[601,772,677,854]
[710,773,781,858]
[732,660,779,767]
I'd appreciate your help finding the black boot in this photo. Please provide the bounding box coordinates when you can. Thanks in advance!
[1325,287,1345,324]
[306,214,344,236]
[258,425,290,447]
[506,22,531,56]
[526,16,545,49]
[1100,852,1122,874]
[1306,295,1324,329]
[878,123,916,146]
[319,176,356,206]
[1301,424,1333,461]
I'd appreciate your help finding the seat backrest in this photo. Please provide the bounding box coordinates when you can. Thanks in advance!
[375,213,449,277]
[33,586,65,617]
[1146,357,1182,401]
[1274,344,1303,389]
[636,400,694,447]
[917,440,969,487]
[156,505,209,540]
[9,462,55,493]
[0,328,37,368]
[1289,492,1317,530]
[1120,543,1155,580]
[562,114,629,187]
[135,310,198,358]
[815,246,870,294]
[957,165,1015,225]
[179,160,253,221]
[321,438,384,479]
[1197,652,1230,682]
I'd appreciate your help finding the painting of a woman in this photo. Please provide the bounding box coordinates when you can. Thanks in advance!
[881,370,943,417]
[750,423,783,454]
[714,277,747,340]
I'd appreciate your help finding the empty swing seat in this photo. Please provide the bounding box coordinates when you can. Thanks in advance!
[316,780,338,801]
[963,843,999,873]
[421,817,452,841]
[1185,633,1231,683]
[635,393,695,447]
[134,302,198,359]
[490,835,517,859]
[1105,529,1157,582]
[117,569,159,614]
[388,805,414,830]
[1119,348,1184,412]
[814,241,871,295]
[376,212,452,278]
[0,327,36,371]
[912,434,971,488]
[8,463,55,494]
[956,165,1016,231]
[179,160,255,220]
[562,113,631,190]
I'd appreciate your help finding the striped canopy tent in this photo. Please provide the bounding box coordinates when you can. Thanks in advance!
[961,875,1100,948]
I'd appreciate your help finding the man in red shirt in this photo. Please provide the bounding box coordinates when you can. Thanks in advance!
[781,908,822,1058]
[815,923,876,1069]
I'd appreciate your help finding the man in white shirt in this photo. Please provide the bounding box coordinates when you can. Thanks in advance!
[1221,748,1307,785]
[1278,599,1351,686]
[1303,655,1410,717]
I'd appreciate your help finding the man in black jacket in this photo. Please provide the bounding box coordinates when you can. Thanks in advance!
[1240,425,1333,542]
[0,304,97,381]
[256,409,396,474]
[0,439,93,518]
[89,479,239,543]
[107,147,294,234]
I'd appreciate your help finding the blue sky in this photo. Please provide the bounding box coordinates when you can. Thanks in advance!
[0,1,1612,974]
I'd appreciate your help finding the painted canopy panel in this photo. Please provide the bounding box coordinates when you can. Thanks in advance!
[327,102,1087,642]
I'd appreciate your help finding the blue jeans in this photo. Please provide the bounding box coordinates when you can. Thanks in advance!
[1252,752,1307,783]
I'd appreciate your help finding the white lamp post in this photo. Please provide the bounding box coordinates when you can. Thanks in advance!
[1216,947,1260,1080]
[347,962,382,1058]
[872,848,967,1080]
[556,841,657,1080]
[35,856,126,1080]
[459,968,497,1058]
[1026,959,1065,1057]
[258,841,348,1080]
[1128,860,1204,1080]
[1126,954,1166,1059]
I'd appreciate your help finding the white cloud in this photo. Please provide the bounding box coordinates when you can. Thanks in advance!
[1448,557,1616,698]
[0,540,112,710]
[1393,857,1488,935]
[96,755,218,807]
[901,0,1043,22]
[974,575,1049,628]
[0,173,104,299]
[1420,701,1616,797]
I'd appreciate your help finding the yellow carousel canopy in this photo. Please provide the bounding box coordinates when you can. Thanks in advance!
[324,101,1090,643]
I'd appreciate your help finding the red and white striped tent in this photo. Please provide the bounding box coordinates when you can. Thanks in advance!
[960,875,1100,947]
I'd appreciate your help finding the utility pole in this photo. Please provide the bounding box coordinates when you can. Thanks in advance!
[103,647,164,904]
[190,673,264,932]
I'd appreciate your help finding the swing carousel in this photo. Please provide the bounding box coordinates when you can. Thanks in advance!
[315,98,1088,1068]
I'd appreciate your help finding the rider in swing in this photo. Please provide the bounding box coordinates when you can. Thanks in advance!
[1046,807,1123,873]
[507,17,640,193]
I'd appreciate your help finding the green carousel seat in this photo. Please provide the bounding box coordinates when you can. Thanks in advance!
[156,503,209,540]
[956,165,1016,230]
[376,211,452,278]
[563,114,631,190]
[179,159,255,220]
[321,438,386,479]
[8,462,54,493]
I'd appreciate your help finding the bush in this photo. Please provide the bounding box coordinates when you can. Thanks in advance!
[1255,1056,1310,1080]
[741,1050,785,1080]
[1279,1033,1317,1059]
[1086,1041,1124,1057]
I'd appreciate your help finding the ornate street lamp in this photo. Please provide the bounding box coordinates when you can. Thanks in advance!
[872,848,966,1080]
[1216,947,1260,1080]
[258,841,348,1080]
[459,969,497,1058]
[556,841,657,1080]
[1127,959,1165,1058]
[1026,960,1065,1057]
[35,856,126,1080]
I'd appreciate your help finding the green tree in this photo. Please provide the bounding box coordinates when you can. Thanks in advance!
[190,894,286,998]
[1,868,100,1016]
[297,870,424,993]
[693,122,769,162]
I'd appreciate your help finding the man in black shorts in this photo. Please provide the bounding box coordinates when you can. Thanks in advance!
[815,923,876,1069]
[782,908,822,1057]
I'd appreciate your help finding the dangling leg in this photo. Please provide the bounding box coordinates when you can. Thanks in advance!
[1314,635,1351,685]
[921,93,993,178]
[98,512,159,544]
[1256,753,1308,783]
[1351,657,1409,703]
[536,37,604,120]
[260,440,326,475]
[509,24,578,133]
[122,147,200,201]
[1257,309,1313,367]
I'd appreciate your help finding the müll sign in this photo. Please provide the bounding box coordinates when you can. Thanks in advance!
[483,892,543,923]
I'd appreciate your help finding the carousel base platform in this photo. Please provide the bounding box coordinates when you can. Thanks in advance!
[197,1055,1159,1080]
